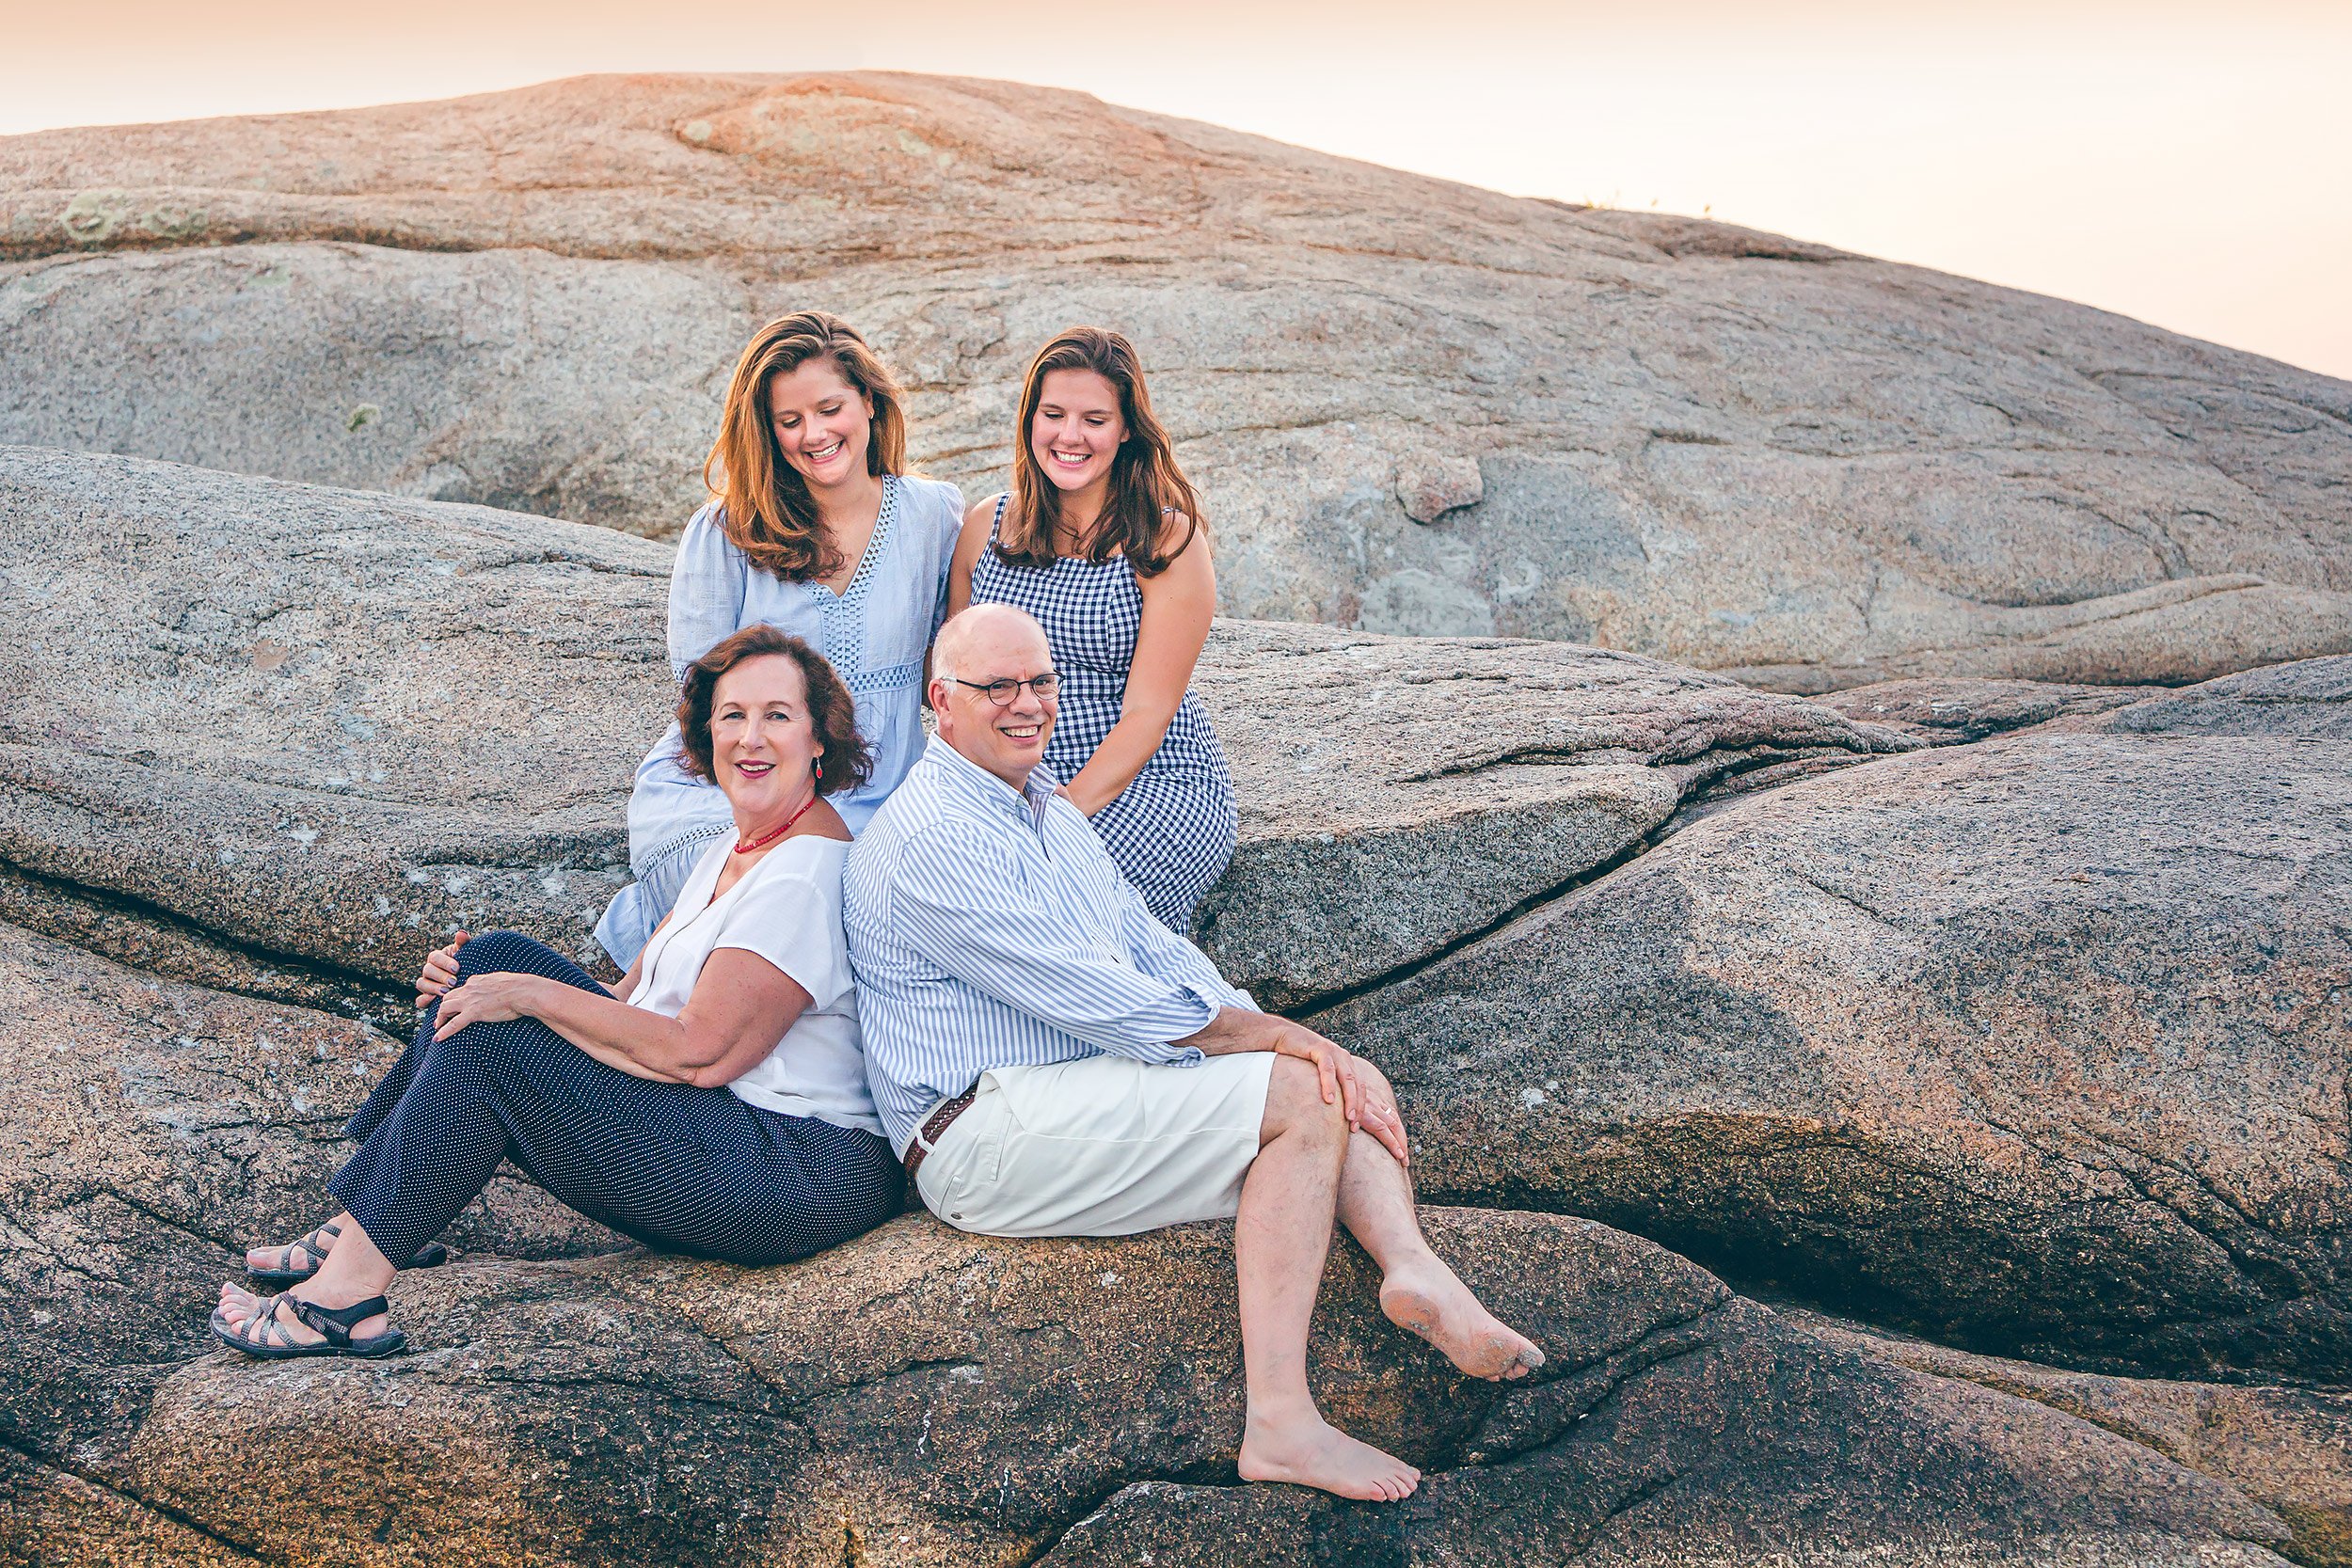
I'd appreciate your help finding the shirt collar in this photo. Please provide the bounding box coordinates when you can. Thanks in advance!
[923,733,1060,827]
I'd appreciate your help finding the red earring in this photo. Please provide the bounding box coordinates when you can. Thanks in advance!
[814,760,823,780]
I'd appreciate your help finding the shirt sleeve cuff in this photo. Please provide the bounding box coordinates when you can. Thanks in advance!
[1170,985,1223,1037]
[1114,986,1222,1062]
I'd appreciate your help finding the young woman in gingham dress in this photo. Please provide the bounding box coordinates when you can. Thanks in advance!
[950,327,1237,930]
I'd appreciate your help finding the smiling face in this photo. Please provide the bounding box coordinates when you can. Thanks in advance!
[707,653,820,825]
[930,608,1058,791]
[767,356,874,494]
[1029,367,1127,498]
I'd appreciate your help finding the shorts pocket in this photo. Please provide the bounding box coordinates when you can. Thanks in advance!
[923,1095,1005,1224]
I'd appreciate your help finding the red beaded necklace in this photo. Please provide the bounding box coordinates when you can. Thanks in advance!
[733,791,818,856]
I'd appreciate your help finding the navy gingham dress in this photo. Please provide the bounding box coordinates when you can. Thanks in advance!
[969,497,1238,929]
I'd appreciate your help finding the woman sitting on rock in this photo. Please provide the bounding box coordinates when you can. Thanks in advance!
[215,627,903,1359]
[596,309,966,968]
[948,326,1236,929]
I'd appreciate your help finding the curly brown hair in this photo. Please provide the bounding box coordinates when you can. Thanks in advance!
[674,626,874,795]
[704,310,911,582]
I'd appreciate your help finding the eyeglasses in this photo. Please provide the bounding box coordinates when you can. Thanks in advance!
[952,673,1060,705]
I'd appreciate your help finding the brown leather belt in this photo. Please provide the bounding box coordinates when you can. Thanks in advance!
[902,1085,978,1182]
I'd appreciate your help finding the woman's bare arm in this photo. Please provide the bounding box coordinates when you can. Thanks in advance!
[945,496,1000,621]
[610,930,650,1005]
[1062,525,1216,816]
[428,948,813,1089]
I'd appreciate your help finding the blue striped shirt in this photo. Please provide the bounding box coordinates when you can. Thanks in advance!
[843,734,1258,1157]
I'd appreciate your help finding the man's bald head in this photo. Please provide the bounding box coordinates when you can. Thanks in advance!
[930,604,1058,789]
[932,603,1051,685]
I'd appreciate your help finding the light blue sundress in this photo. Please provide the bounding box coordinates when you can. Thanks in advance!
[596,473,965,967]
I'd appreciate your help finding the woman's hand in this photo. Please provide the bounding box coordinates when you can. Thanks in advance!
[415,931,471,1009]
[431,971,546,1042]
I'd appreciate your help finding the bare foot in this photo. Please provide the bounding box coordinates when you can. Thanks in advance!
[1380,1256,1545,1381]
[1239,1409,1421,1502]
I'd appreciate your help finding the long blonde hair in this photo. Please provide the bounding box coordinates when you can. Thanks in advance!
[704,311,908,581]
[995,326,1202,577]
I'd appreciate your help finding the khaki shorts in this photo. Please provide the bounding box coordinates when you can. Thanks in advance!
[914,1052,1277,1238]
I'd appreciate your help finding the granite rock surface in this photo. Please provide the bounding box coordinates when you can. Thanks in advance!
[1816,676,2148,745]
[1315,658,2352,1381]
[0,922,626,1491]
[0,926,2300,1567]
[0,443,1901,1008]
[5,72,2348,688]
[2,418,2347,1557]
[1791,1310,2352,1567]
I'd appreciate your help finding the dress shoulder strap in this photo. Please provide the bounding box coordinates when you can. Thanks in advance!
[991,491,1009,544]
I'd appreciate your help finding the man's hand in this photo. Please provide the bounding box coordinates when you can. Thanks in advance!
[1181,1008,1412,1165]
[415,931,470,1009]
[1347,1066,1411,1168]
[1274,1024,1413,1167]
[430,971,545,1042]
[1268,1018,1363,1127]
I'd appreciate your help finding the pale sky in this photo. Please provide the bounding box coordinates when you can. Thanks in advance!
[7,0,2347,380]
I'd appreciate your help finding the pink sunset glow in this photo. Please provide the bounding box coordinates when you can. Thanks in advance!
[7,1,2347,379]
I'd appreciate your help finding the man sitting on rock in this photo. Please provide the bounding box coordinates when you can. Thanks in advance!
[845,603,1544,1503]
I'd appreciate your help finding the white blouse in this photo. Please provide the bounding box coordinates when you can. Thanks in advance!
[627,834,882,1136]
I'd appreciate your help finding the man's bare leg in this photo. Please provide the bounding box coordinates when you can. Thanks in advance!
[1337,1064,1545,1382]
[1233,1056,1422,1502]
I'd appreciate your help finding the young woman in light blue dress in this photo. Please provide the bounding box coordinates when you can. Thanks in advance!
[597,312,964,967]
[947,326,1236,931]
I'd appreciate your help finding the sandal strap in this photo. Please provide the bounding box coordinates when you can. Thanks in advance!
[288,1295,389,1346]
[225,1293,291,1349]
[274,1223,341,1275]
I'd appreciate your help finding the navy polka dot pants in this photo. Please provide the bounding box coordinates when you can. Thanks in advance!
[326,930,903,1267]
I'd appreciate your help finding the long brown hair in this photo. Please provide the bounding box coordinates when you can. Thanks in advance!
[704,311,908,581]
[995,326,1202,577]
